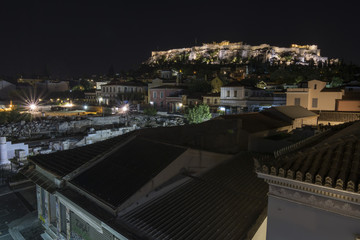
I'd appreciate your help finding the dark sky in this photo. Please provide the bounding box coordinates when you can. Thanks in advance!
[0,0,359,77]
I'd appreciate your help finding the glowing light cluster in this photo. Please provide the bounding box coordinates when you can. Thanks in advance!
[64,103,73,107]
[29,103,37,111]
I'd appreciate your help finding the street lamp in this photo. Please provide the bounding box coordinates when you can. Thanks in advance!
[29,103,37,111]
[122,105,128,113]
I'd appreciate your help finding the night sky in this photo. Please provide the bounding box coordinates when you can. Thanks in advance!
[0,0,359,77]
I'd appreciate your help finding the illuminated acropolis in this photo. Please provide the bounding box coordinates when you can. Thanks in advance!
[147,41,331,65]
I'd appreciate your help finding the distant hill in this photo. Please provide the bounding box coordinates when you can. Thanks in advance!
[146,41,338,66]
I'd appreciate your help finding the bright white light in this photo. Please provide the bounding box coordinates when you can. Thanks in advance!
[219,107,225,111]
[178,103,183,107]
[150,101,154,105]
[122,105,128,112]
[64,103,73,107]
[84,105,88,110]
[29,104,37,111]
[99,97,103,103]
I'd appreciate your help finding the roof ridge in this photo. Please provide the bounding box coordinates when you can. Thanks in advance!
[63,132,138,181]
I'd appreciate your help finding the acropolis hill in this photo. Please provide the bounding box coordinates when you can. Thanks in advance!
[147,41,336,66]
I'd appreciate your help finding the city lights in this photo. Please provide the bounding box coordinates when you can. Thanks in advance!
[64,103,73,107]
[29,103,37,111]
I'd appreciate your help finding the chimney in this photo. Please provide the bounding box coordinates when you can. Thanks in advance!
[0,137,9,165]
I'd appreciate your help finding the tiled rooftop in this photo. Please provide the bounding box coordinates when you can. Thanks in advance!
[104,80,147,86]
[267,105,318,120]
[318,111,360,122]
[260,121,360,193]
[29,132,133,177]
[117,153,268,240]
[70,137,187,209]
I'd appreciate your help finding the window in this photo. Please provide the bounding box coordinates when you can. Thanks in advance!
[234,91,237,97]
[314,84,317,90]
[294,98,300,106]
[160,92,164,99]
[245,91,248,97]
[160,101,163,108]
[207,99,210,104]
[214,99,218,104]
[41,188,46,219]
[60,203,67,234]
[227,91,230,97]
[312,98,318,108]
[153,92,157,99]
[124,87,127,93]
[49,194,57,225]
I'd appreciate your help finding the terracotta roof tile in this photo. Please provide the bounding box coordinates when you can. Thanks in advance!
[261,121,360,193]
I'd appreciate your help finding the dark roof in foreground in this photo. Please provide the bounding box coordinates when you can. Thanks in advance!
[70,137,187,209]
[260,121,360,192]
[218,112,291,133]
[29,133,133,177]
[270,105,318,119]
[117,152,268,240]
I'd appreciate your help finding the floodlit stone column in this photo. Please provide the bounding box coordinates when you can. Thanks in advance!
[0,137,9,165]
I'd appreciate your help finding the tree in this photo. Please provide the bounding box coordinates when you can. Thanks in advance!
[330,77,343,87]
[294,76,304,84]
[108,65,115,78]
[0,107,30,124]
[185,104,212,124]
[79,79,91,91]
[143,107,157,116]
